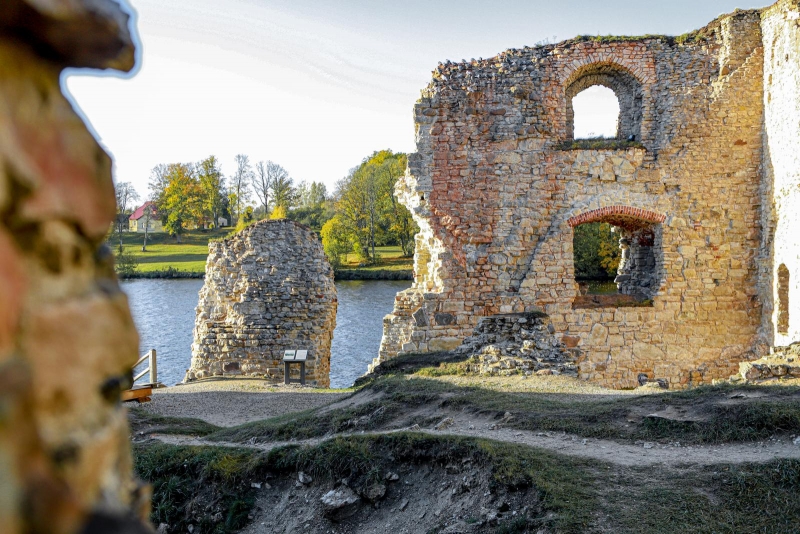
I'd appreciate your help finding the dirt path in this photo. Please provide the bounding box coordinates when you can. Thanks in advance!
[149,410,800,467]
[137,380,350,427]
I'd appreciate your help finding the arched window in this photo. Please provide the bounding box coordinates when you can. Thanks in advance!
[778,264,790,334]
[565,62,643,142]
[572,85,620,139]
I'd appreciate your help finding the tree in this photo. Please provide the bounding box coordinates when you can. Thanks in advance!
[197,155,225,229]
[252,161,271,218]
[334,150,417,262]
[297,180,327,207]
[320,215,351,268]
[231,154,252,224]
[573,222,621,279]
[153,163,202,241]
[114,181,139,254]
[269,205,287,220]
[265,161,296,210]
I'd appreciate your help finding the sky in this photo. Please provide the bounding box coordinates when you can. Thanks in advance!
[64,0,767,199]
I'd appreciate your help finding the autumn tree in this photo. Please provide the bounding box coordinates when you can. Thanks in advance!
[114,181,139,253]
[197,155,225,229]
[334,150,417,262]
[151,163,202,241]
[573,222,621,279]
[320,215,351,268]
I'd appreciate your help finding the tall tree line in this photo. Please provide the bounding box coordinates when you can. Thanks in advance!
[121,151,418,267]
[145,155,314,237]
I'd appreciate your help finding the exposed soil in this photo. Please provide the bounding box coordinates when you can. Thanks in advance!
[238,461,537,534]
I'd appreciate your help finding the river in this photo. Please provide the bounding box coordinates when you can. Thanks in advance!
[121,279,411,388]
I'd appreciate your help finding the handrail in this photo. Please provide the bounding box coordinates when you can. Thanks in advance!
[132,349,158,386]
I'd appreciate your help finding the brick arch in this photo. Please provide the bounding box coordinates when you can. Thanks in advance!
[565,62,644,141]
[567,205,666,231]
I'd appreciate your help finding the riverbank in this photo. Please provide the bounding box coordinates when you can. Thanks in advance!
[122,268,412,281]
[113,229,413,280]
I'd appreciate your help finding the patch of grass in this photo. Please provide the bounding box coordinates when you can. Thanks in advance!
[111,228,234,275]
[134,443,268,533]
[128,408,221,437]
[569,30,710,46]
[214,355,800,447]
[415,361,471,377]
[557,139,645,151]
[113,230,412,278]
[605,460,800,534]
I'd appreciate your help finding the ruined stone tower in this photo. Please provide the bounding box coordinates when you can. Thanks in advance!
[188,219,337,387]
[380,0,800,388]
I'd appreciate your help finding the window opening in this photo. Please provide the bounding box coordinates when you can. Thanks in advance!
[778,264,790,334]
[572,85,620,140]
[572,214,661,309]
[574,222,620,295]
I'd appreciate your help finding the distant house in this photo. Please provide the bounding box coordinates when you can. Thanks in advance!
[218,216,228,228]
[129,201,163,233]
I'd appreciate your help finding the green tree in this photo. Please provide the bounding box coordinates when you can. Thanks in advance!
[268,162,296,210]
[320,215,351,268]
[153,163,202,241]
[197,155,225,229]
[334,150,417,262]
[297,180,327,207]
[573,222,621,279]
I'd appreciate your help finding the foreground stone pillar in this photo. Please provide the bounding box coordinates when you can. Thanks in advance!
[0,1,148,533]
[188,219,337,387]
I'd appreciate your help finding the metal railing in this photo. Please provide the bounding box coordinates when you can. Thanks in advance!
[133,349,158,385]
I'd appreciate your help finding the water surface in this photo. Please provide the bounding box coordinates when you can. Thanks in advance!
[122,279,410,388]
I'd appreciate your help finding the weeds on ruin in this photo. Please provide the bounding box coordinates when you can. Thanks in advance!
[556,139,645,151]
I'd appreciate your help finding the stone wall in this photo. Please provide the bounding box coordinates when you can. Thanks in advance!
[0,1,149,533]
[762,0,800,347]
[188,219,337,387]
[380,6,783,388]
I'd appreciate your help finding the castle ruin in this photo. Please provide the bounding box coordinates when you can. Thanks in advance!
[380,0,800,388]
[188,219,338,387]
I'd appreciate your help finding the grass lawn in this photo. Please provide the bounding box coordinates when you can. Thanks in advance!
[111,229,234,274]
[112,230,413,276]
[340,245,413,272]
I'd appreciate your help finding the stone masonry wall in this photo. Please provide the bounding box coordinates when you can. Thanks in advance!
[762,0,800,347]
[0,1,149,533]
[188,219,337,387]
[380,6,778,389]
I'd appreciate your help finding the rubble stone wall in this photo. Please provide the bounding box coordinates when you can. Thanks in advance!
[762,0,800,347]
[0,1,148,533]
[188,219,337,387]
[380,6,780,388]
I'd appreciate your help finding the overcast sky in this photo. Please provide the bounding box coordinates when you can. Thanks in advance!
[64,0,766,199]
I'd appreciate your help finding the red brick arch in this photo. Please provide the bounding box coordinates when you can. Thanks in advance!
[568,205,666,231]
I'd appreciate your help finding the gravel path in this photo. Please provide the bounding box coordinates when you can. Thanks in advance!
[137,379,350,427]
[152,414,800,467]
